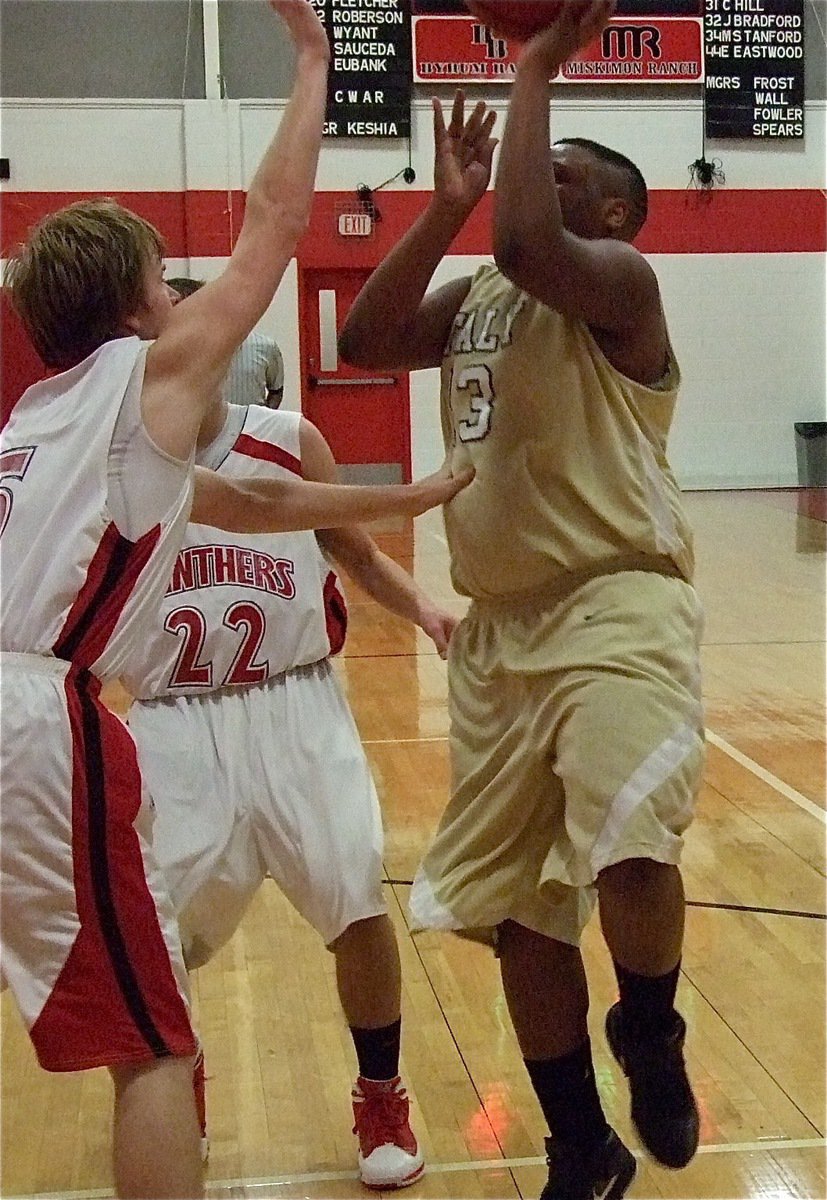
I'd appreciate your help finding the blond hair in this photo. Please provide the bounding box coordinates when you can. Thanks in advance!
[5,199,165,368]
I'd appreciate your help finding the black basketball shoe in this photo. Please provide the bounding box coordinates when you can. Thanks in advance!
[539,1129,636,1200]
[605,1002,699,1169]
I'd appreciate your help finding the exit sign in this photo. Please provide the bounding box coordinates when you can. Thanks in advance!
[338,212,373,237]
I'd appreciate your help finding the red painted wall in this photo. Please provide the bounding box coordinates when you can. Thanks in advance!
[1,290,44,427]
[2,188,824,264]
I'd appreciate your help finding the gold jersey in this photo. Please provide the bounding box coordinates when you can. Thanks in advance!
[441,264,694,600]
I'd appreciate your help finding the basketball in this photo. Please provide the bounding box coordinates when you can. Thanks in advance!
[463,1,566,40]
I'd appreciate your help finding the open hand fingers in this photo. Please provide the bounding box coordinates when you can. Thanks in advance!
[448,90,467,139]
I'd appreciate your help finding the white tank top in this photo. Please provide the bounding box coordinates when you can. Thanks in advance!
[120,406,347,700]
[0,337,193,680]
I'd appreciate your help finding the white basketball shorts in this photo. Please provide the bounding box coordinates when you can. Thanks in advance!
[128,658,387,966]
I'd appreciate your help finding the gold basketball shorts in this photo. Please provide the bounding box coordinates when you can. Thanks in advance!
[410,570,705,947]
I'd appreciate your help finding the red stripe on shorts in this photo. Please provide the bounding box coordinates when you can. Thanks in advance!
[28,670,195,1071]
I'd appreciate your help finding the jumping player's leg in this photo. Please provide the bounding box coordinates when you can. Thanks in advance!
[498,921,589,1060]
[111,1056,204,1199]
[550,573,705,1171]
[597,858,698,1169]
[497,917,636,1200]
[598,858,684,977]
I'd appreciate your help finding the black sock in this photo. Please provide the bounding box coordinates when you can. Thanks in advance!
[525,1039,610,1149]
[613,960,681,1039]
[350,1017,401,1081]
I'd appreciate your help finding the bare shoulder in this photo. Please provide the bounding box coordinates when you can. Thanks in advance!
[591,281,672,387]
[298,416,337,483]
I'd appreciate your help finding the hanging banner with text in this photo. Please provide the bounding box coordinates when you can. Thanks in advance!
[704,0,804,138]
[312,0,412,137]
[412,0,703,83]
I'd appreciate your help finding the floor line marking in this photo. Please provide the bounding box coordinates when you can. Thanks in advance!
[706,729,826,823]
[26,1137,827,1198]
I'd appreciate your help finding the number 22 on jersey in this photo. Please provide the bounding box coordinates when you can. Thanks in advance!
[166,600,269,689]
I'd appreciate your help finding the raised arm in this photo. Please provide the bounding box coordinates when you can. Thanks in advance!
[142,0,329,458]
[338,93,497,371]
[493,1,662,340]
[299,420,459,657]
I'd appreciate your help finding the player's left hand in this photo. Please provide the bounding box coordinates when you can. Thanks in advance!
[519,0,615,75]
[419,606,461,659]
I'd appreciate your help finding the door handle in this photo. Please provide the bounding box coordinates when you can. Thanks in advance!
[308,375,397,388]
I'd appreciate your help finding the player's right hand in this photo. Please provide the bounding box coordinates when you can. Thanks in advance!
[269,0,330,62]
[520,1,615,75]
[408,459,475,516]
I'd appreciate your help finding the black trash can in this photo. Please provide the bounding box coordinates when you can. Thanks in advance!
[794,422,827,486]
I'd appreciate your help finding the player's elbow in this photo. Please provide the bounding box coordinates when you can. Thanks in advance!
[338,321,372,368]
[339,317,411,370]
[494,228,573,303]
[245,191,310,251]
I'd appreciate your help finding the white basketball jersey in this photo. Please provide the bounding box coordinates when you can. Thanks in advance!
[121,406,347,700]
[0,337,193,680]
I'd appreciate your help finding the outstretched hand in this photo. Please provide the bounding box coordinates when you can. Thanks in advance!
[268,0,330,61]
[410,457,475,517]
[520,0,616,75]
[433,92,498,218]
[419,605,461,660]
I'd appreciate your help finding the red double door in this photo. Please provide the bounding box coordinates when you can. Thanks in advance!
[298,268,411,484]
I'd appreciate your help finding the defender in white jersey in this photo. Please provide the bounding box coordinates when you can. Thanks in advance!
[124,402,458,1189]
[0,5,469,1196]
[340,7,704,1199]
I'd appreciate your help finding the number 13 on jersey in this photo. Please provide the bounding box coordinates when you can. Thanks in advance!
[451,365,496,444]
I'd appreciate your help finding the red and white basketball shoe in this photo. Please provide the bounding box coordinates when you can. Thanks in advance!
[352,1076,425,1189]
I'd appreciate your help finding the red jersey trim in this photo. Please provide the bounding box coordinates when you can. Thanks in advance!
[322,570,348,657]
[233,433,302,477]
[53,522,161,668]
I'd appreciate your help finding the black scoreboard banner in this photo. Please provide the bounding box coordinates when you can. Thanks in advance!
[704,0,805,138]
[312,0,412,138]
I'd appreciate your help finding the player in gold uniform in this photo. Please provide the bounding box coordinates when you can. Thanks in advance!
[340,4,702,1198]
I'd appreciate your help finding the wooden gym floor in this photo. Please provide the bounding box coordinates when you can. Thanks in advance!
[1,488,824,1200]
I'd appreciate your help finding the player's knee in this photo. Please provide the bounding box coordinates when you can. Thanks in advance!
[329,911,390,952]
[110,1052,197,1093]
[597,856,680,895]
